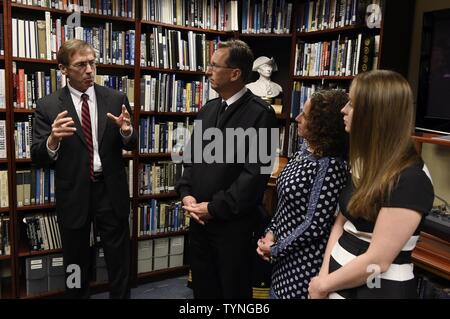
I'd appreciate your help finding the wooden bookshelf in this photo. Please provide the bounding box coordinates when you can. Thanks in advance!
[1,0,433,299]
[0,206,9,213]
[18,247,62,258]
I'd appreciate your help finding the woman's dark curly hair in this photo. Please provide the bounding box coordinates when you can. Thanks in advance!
[304,89,349,159]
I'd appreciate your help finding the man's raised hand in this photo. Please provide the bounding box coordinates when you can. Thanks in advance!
[107,105,132,135]
[48,110,76,150]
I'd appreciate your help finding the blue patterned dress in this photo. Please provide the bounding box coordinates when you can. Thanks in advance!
[267,148,348,299]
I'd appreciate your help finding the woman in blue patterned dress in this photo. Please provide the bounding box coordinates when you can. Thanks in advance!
[256,90,349,299]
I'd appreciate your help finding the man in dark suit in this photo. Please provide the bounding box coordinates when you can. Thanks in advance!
[31,39,137,299]
[176,40,278,298]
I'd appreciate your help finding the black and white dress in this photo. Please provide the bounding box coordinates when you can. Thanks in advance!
[267,148,348,299]
[328,163,434,299]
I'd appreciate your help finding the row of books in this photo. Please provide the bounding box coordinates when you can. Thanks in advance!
[140,74,217,112]
[137,200,188,236]
[12,64,135,109]
[241,0,293,34]
[12,14,136,65]
[290,81,347,119]
[293,34,380,77]
[11,0,136,18]
[139,117,193,154]
[141,27,219,71]
[14,118,33,160]
[22,212,61,251]
[16,169,56,207]
[296,0,382,32]
[142,0,239,31]
[0,215,10,256]
[138,161,183,195]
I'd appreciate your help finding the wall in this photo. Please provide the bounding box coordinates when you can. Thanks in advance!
[408,0,450,206]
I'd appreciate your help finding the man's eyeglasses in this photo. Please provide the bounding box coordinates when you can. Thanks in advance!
[206,63,234,71]
[70,60,97,70]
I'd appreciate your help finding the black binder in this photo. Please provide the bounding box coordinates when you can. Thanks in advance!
[25,256,48,295]
[47,254,65,292]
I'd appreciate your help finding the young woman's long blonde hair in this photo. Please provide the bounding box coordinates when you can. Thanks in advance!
[348,70,420,221]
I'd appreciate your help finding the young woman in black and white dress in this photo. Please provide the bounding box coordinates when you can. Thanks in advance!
[308,70,434,299]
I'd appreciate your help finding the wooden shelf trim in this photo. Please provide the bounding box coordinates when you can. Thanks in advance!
[137,265,190,280]
[413,133,450,148]
[16,203,56,211]
[138,230,188,241]
[412,232,450,280]
[296,24,370,37]
[141,19,230,35]
[12,57,135,69]
[293,75,354,80]
[239,33,292,37]
[139,111,197,116]
[138,192,178,200]
[18,247,62,258]
[0,254,11,261]
[141,66,205,75]
[11,3,135,23]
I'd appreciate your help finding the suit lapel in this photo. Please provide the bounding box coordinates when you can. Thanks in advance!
[95,84,108,147]
[58,86,87,147]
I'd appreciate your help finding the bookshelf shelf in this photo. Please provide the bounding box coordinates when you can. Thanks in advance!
[15,158,32,163]
[18,247,62,258]
[138,192,178,200]
[296,24,370,37]
[141,66,205,75]
[10,3,136,23]
[138,152,172,158]
[0,109,6,113]
[292,75,355,81]
[137,265,189,281]
[141,19,229,36]
[96,63,135,70]
[139,111,197,117]
[0,207,10,213]
[12,57,57,64]
[0,254,11,261]
[16,203,56,211]
[0,55,4,60]
[0,158,7,163]
[13,109,34,114]
[10,3,68,15]
[239,33,292,38]
[138,230,188,241]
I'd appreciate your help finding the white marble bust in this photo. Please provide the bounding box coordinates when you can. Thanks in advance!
[246,56,283,99]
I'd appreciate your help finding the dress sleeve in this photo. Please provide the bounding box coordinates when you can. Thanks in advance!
[383,164,434,216]
[270,158,347,261]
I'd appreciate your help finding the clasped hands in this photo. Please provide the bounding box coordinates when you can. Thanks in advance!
[182,196,212,225]
[256,231,275,262]
[48,105,131,150]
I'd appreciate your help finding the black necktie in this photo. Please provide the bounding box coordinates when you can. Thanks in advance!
[217,101,227,125]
